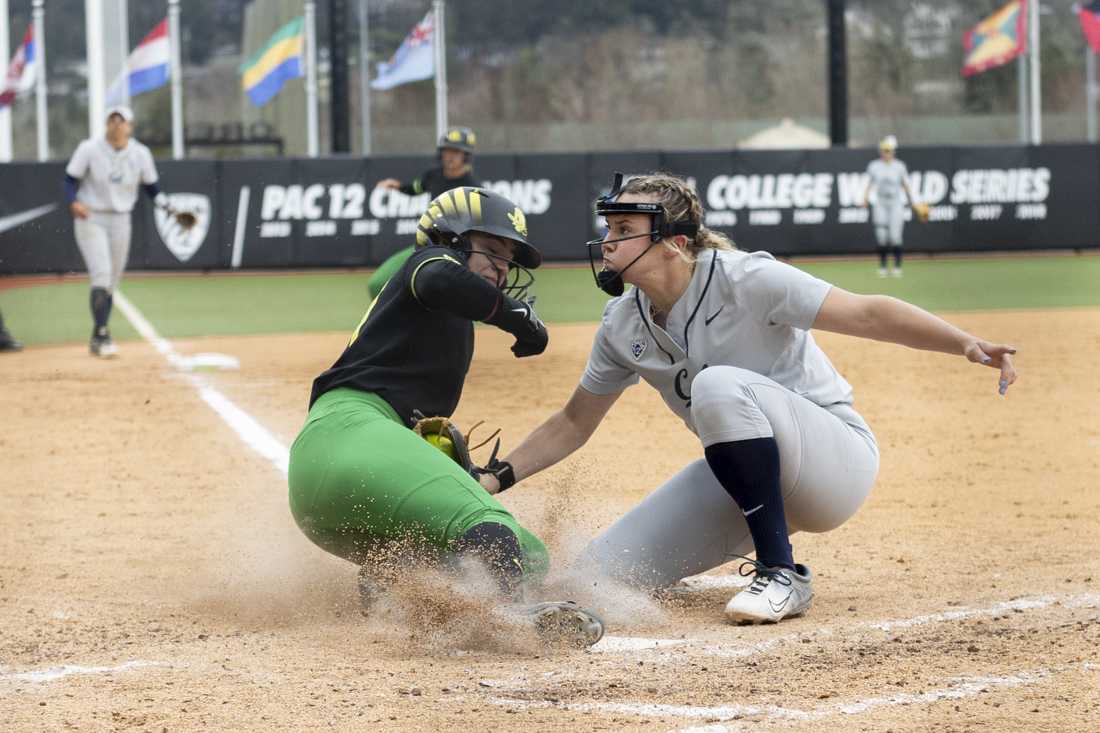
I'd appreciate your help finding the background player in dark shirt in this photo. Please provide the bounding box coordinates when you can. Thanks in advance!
[0,308,22,352]
[368,127,480,299]
[288,186,604,647]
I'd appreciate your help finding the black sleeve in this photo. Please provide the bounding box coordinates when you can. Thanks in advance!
[409,254,538,339]
[397,175,426,196]
[410,255,501,321]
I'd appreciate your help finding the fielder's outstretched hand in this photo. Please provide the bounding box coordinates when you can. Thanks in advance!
[963,340,1017,396]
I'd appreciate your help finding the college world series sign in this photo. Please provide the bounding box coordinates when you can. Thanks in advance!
[0,145,1096,275]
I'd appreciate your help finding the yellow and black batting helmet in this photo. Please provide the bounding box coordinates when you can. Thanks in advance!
[438,126,477,154]
[415,186,541,269]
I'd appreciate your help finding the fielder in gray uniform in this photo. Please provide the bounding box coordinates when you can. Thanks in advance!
[64,106,167,358]
[862,135,918,278]
[477,172,1017,625]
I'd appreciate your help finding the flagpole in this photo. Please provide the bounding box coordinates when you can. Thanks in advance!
[433,0,447,140]
[33,0,48,159]
[86,0,106,138]
[1088,46,1097,143]
[0,0,11,163]
[168,0,184,158]
[1028,0,1041,144]
[358,0,371,155]
[304,0,319,157]
[118,0,130,106]
[1017,55,1028,144]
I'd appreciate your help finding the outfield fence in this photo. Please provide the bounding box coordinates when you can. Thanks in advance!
[1,143,1097,275]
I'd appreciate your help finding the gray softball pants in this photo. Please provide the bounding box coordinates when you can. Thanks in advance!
[580,366,880,589]
[74,211,131,291]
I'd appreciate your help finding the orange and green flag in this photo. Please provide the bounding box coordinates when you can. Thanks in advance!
[962,0,1028,77]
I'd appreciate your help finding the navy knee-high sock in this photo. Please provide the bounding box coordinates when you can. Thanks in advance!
[90,287,111,337]
[455,522,525,597]
[704,437,794,570]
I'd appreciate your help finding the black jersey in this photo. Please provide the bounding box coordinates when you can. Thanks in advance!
[398,167,479,198]
[309,246,501,425]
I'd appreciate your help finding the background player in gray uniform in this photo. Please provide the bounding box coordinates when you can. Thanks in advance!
[477,172,1017,625]
[862,135,918,278]
[64,106,167,358]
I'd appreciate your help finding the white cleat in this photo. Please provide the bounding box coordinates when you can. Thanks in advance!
[877,267,888,278]
[90,337,118,358]
[97,338,119,358]
[724,563,813,624]
[891,267,903,278]
[519,601,605,648]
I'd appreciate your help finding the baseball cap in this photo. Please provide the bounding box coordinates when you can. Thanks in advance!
[106,105,134,123]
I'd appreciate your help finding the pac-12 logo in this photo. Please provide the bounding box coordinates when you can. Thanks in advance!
[155,193,210,262]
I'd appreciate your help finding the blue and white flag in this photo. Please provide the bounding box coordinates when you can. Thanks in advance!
[106,19,171,106]
[371,11,434,90]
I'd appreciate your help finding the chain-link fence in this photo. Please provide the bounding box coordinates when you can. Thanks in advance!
[3,0,1097,160]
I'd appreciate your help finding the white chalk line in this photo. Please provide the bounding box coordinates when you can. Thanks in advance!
[114,291,289,475]
[592,592,1100,659]
[3,295,287,694]
[484,662,1098,731]
[0,660,171,685]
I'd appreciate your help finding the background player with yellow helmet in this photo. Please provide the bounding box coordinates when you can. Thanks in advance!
[368,127,481,299]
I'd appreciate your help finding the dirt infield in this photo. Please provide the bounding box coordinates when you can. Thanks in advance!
[2,309,1099,731]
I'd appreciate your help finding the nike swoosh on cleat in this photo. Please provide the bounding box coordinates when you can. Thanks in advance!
[0,203,58,235]
[769,592,792,614]
[704,305,724,325]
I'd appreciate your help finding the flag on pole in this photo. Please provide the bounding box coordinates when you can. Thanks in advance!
[962,0,1028,77]
[105,19,171,106]
[371,11,434,90]
[0,25,35,109]
[1079,1,1100,53]
[240,17,304,107]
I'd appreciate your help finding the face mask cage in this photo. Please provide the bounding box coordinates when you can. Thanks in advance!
[454,235,535,301]
[585,172,699,295]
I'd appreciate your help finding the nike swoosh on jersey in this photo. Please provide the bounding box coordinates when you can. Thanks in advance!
[0,203,58,235]
[704,305,725,325]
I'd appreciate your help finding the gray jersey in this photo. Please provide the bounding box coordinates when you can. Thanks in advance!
[65,137,158,213]
[865,158,909,205]
[580,249,853,434]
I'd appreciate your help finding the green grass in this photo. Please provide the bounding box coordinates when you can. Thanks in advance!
[2,254,1098,346]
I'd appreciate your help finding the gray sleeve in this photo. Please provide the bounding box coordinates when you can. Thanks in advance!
[743,257,832,331]
[139,146,159,185]
[65,142,90,179]
[579,303,640,395]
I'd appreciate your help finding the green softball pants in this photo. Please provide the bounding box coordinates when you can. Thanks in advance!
[288,388,549,577]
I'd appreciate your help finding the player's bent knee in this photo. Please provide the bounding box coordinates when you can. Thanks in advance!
[690,366,774,442]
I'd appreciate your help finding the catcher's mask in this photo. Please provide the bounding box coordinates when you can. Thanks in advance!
[586,172,699,296]
[416,186,540,299]
[438,126,476,162]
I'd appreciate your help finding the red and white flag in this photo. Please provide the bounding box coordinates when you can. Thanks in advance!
[1079,1,1100,53]
[0,25,36,109]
